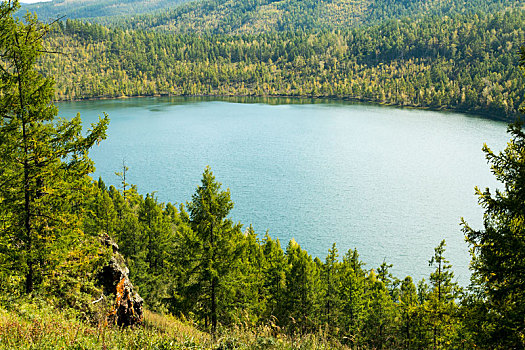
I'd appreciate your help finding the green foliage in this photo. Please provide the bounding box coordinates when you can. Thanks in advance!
[4,2,525,346]
[0,0,109,301]
[18,0,194,23]
[424,240,462,349]
[320,243,340,332]
[338,248,366,344]
[462,120,525,349]
[282,239,319,334]
[38,9,525,119]
[398,276,418,349]
[122,0,513,34]
[260,234,287,325]
[178,166,243,333]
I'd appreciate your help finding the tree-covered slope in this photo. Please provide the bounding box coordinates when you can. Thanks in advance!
[41,10,525,119]
[123,0,522,34]
[19,0,193,22]
[22,0,523,33]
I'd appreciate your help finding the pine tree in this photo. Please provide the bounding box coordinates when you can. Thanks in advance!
[426,240,461,349]
[181,166,242,333]
[462,120,525,348]
[0,0,108,294]
[322,243,341,332]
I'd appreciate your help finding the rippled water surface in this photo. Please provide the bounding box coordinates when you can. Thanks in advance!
[58,97,509,284]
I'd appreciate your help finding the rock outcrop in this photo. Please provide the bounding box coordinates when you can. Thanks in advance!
[97,234,143,327]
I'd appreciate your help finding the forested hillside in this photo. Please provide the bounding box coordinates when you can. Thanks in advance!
[23,0,521,31]
[123,0,520,34]
[42,9,525,119]
[21,0,525,119]
[19,0,192,22]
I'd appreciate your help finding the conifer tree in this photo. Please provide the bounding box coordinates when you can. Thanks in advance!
[462,120,525,348]
[261,234,287,325]
[181,166,242,333]
[222,225,265,326]
[283,239,317,333]
[399,276,418,349]
[322,243,341,331]
[136,193,175,308]
[339,248,366,345]
[426,240,461,349]
[0,0,108,294]
[364,266,397,349]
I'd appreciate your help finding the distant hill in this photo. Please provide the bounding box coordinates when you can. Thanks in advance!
[19,0,194,22]
[122,0,521,34]
[21,0,522,32]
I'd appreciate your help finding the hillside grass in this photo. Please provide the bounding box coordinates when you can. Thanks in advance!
[0,299,348,349]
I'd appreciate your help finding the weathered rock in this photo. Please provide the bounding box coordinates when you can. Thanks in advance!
[97,233,143,327]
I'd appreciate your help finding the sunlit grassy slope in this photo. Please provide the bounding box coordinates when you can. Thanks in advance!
[0,301,348,349]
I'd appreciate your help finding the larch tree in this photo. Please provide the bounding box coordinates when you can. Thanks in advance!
[0,0,109,294]
[261,233,287,325]
[426,240,461,349]
[183,166,242,334]
[322,243,341,331]
[339,248,366,345]
[399,276,418,350]
[462,120,525,348]
[283,238,317,333]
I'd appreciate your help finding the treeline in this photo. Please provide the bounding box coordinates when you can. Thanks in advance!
[85,169,466,349]
[41,9,525,119]
[18,0,190,22]
[22,0,515,30]
[121,0,515,34]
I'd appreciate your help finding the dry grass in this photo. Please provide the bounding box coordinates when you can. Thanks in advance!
[0,301,351,349]
[143,309,211,345]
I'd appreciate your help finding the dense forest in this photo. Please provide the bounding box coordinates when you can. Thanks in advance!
[23,0,520,29]
[2,0,525,349]
[36,8,525,119]
[18,0,192,22]
[121,0,519,34]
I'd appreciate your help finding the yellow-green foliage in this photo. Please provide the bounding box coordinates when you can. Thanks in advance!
[0,300,350,349]
[40,9,525,119]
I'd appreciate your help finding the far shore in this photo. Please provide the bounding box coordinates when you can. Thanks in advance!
[54,92,513,122]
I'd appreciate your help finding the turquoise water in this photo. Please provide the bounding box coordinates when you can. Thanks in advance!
[58,97,509,284]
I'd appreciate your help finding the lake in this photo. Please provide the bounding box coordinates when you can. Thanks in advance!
[58,96,509,284]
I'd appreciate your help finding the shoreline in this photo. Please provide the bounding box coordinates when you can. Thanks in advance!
[54,92,513,123]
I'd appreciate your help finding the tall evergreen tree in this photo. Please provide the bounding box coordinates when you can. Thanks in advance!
[462,120,525,348]
[339,248,366,345]
[181,166,242,333]
[363,266,397,349]
[322,243,341,332]
[261,233,287,325]
[283,239,317,333]
[399,276,418,349]
[425,240,461,349]
[0,0,108,294]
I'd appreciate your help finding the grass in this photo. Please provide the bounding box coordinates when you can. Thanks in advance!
[0,300,350,349]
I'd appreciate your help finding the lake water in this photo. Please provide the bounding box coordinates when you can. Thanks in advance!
[58,97,509,285]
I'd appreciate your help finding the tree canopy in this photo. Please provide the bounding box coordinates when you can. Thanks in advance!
[0,0,108,297]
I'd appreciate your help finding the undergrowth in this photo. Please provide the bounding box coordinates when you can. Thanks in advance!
[0,299,349,349]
